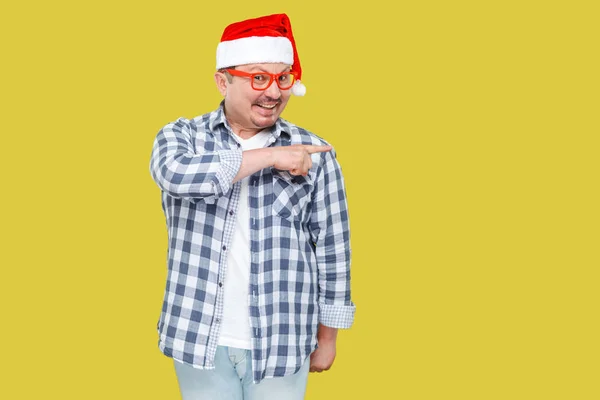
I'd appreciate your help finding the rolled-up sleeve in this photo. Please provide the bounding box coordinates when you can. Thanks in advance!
[310,147,356,329]
[150,118,242,203]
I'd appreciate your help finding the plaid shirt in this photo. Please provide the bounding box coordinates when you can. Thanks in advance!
[149,103,355,383]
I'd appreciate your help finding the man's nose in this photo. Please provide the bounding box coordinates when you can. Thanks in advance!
[264,79,282,98]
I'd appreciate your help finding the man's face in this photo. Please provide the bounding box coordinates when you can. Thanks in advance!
[218,63,292,132]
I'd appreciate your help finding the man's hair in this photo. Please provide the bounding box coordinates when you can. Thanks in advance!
[219,66,235,83]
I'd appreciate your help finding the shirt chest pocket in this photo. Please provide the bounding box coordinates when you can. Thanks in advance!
[272,171,314,221]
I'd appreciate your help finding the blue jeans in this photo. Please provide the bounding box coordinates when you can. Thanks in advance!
[173,346,310,400]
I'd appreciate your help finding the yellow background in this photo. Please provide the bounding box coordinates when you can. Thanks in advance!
[2,1,598,399]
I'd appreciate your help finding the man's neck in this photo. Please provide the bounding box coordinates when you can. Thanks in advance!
[222,107,265,139]
[232,126,263,140]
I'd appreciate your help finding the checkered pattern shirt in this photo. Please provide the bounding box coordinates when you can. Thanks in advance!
[149,103,355,383]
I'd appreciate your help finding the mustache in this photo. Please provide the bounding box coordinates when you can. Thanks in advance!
[254,96,281,105]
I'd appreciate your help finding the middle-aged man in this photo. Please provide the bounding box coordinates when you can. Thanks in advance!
[149,13,356,400]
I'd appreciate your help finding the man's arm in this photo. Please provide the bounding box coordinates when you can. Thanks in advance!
[150,120,331,201]
[309,147,355,372]
[233,144,333,183]
[149,119,242,202]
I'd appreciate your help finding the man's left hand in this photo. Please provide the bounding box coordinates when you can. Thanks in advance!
[310,339,336,373]
[310,325,338,373]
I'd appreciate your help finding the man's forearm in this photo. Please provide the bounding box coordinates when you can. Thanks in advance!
[233,148,274,183]
[317,324,338,342]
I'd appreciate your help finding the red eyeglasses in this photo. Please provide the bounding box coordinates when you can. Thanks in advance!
[225,69,297,91]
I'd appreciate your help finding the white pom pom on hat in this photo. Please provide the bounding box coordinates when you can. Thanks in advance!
[291,81,306,96]
[216,13,306,96]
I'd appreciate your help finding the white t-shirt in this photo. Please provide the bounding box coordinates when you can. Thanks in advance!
[218,130,271,350]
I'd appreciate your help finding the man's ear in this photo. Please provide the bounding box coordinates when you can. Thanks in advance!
[214,72,228,96]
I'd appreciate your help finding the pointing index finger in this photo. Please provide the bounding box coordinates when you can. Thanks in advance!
[304,144,332,154]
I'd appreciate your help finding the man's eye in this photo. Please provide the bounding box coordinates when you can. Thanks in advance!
[278,74,290,83]
[254,74,268,82]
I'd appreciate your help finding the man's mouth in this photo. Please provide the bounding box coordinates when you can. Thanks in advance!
[255,103,278,109]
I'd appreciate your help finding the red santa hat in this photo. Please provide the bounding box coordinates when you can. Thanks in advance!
[216,13,306,96]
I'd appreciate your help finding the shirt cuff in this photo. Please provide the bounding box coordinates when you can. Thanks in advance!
[213,149,243,196]
[319,302,356,329]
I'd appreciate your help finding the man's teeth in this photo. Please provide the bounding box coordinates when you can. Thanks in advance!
[257,104,277,109]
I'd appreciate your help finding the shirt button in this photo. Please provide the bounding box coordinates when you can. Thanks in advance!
[229,210,234,215]
[216,318,221,324]
[219,282,223,287]
[222,245,227,251]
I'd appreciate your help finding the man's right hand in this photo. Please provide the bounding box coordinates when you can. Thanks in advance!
[271,144,332,176]
[234,144,332,184]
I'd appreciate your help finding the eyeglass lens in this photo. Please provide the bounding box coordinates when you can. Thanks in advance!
[252,73,295,90]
